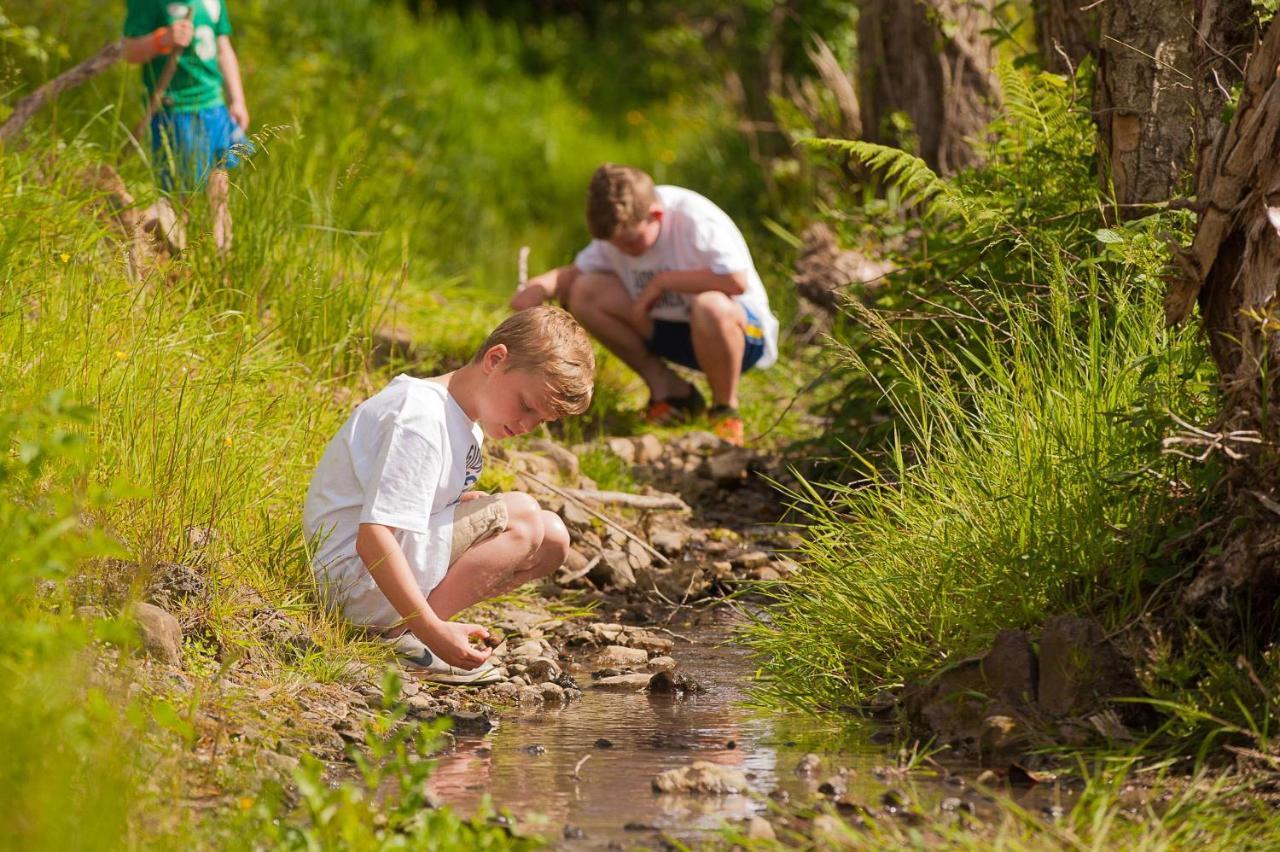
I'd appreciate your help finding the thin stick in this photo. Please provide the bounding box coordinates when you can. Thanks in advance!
[128,7,194,147]
[495,460,670,565]
[558,488,688,512]
[0,41,124,145]
[518,245,530,287]
[573,753,592,779]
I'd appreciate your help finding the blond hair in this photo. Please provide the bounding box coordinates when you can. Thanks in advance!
[474,306,595,416]
[586,163,656,240]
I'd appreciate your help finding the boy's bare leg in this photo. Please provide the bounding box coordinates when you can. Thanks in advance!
[689,291,748,409]
[565,272,692,401]
[427,493,569,620]
[206,168,232,255]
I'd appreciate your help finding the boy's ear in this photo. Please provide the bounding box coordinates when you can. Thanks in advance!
[481,343,509,373]
[649,203,663,222]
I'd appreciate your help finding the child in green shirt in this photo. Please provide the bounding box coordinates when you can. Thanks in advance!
[123,0,250,254]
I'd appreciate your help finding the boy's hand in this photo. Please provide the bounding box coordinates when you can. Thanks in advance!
[510,278,552,311]
[425,621,492,669]
[163,19,194,50]
[228,99,250,131]
[631,282,663,338]
[459,490,488,502]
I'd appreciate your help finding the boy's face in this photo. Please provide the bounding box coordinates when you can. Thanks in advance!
[475,347,559,439]
[607,206,662,257]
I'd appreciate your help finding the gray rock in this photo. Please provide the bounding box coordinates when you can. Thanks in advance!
[652,761,750,794]
[647,655,678,673]
[129,602,182,666]
[705,448,752,486]
[632,434,664,465]
[647,670,706,695]
[539,682,566,702]
[527,439,580,479]
[507,450,561,480]
[591,673,654,691]
[979,714,1026,763]
[526,657,561,683]
[1038,616,1141,718]
[650,528,689,556]
[589,549,636,590]
[450,710,495,734]
[627,631,674,654]
[517,685,545,704]
[981,629,1037,703]
[605,437,636,465]
[597,645,648,668]
[746,816,776,841]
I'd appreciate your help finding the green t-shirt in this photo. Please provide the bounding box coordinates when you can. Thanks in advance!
[124,0,233,113]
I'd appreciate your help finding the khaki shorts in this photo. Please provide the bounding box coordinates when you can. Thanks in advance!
[448,494,508,564]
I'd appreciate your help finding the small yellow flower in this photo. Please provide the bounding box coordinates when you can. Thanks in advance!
[114,350,127,361]
[59,253,71,264]
[239,796,254,811]
[223,436,233,448]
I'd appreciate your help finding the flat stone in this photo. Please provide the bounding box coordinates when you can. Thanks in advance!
[647,670,706,695]
[605,437,636,465]
[539,682,566,702]
[527,439,580,479]
[627,631,674,654]
[129,602,182,666]
[449,711,495,734]
[652,760,750,794]
[632,434,664,465]
[705,448,752,486]
[650,528,689,556]
[589,549,636,590]
[509,639,545,661]
[647,655,678,672]
[980,629,1037,704]
[526,657,561,683]
[746,816,776,840]
[591,673,654,691]
[597,645,649,668]
[517,685,544,704]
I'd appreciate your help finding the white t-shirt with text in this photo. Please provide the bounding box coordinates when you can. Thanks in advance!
[573,185,779,369]
[302,375,484,628]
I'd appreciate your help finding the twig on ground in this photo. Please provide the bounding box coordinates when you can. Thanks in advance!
[558,488,688,511]
[558,555,600,584]
[573,753,592,779]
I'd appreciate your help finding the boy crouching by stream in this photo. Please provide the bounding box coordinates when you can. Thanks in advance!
[303,307,594,685]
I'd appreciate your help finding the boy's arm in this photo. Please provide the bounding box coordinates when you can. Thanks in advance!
[355,522,491,669]
[216,36,249,130]
[510,264,581,311]
[123,19,193,64]
[634,268,747,316]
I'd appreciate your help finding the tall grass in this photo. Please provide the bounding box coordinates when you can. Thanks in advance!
[745,247,1212,710]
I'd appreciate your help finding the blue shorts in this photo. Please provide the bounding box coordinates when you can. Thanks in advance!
[647,304,767,373]
[150,105,251,193]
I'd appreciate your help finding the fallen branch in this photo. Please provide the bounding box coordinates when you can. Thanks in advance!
[0,41,124,145]
[557,488,688,512]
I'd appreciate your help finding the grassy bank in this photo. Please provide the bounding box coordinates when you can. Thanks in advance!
[0,1,802,846]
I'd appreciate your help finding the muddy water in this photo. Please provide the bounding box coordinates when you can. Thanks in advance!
[427,610,980,848]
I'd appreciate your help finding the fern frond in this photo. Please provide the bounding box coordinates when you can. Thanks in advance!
[801,137,967,222]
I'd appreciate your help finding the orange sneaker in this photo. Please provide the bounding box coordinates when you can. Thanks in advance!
[711,409,745,446]
[646,387,706,425]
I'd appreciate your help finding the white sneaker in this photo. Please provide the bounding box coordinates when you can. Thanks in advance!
[391,633,503,686]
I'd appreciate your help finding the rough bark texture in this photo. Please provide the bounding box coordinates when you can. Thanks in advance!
[856,0,1001,175]
[1164,18,1280,610]
[1095,2,1197,213]
[0,41,123,144]
[1033,0,1099,76]
[1191,0,1260,202]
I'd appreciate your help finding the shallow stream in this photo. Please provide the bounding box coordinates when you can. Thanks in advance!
[427,610,1060,848]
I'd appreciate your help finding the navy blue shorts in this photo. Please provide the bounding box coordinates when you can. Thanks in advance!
[151,104,252,193]
[647,305,767,373]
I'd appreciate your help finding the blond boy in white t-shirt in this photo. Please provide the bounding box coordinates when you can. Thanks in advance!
[511,163,779,446]
[303,307,594,684]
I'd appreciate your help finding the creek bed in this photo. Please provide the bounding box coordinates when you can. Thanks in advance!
[428,609,1070,848]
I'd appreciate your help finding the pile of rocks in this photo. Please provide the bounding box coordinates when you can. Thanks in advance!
[900,616,1149,764]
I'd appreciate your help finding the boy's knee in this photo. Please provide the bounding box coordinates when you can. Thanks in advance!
[690,291,740,326]
[539,511,570,560]
[503,492,546,548]
[566,272,622,317]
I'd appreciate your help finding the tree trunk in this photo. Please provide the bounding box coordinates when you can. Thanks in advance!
[1095,2,1197,214]
[1033,0,1099,76]
[1190,0,1259,202]
[1163,17,1280,609]
[0,41,123,145]
[856,0,1001,175]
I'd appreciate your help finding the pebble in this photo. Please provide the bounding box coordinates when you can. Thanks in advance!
[594,738,614,749]
[539,682,565,702]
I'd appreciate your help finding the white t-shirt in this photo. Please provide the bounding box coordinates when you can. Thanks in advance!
[573,185,780,369]
[302,375,484,628]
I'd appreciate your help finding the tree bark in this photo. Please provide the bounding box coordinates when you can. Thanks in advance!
[1163,18,1280,608]
[1095,2,1197,214]
[1033,0,1099,77]
[856,0,1001,175]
